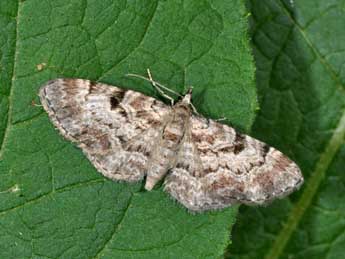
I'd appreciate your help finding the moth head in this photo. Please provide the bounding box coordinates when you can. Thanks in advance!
[180,87,193,105]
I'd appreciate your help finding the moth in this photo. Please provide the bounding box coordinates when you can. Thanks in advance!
[39,73,303,212]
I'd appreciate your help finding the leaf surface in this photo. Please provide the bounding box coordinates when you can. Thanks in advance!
[0,1,255,258]
[228,1,345,258]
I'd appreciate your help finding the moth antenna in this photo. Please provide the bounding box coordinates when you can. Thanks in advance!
[146,69,175,105]
[126,69,183,105]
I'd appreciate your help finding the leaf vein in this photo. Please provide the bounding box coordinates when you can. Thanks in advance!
[0,179,105,216]
[99,1,159,80]
[0,1,20,159]
[277,0,345,94]
[94,193,133,258]
[265,110,345,259]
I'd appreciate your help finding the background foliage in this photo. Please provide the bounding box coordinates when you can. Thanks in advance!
[229,1,345,258]
[0,0,344,258]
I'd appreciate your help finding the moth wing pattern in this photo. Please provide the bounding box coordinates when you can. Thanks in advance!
[39,78,170,182]
[39,77,304,212]
[164,115,303,212]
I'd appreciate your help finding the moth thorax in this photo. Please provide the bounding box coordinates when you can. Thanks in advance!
[181,93,192,104]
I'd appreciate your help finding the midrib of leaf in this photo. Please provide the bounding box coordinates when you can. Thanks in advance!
[94,193,133,259]
[264,2,345,258]
[280,1,344,93]
[99,2,159,81]
[0,178,106,216]
[265,111,345,259]
[0,2,19,159]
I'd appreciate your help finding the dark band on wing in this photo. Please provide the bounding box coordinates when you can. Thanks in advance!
[262,144,271,160]
[110,96,119,110]
[88,80,99,92]
[233,132,245,154]
[262,144,270,154]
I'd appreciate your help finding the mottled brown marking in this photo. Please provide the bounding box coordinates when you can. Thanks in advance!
[233,132,245,154]
[234,168,244,175]
[201,167,214,175]
[191,133,203,142]
[192,132,215,144]
[63,86,81,95]
[114,89,125,100]
[252,172,275,193]
[110,96,119,110]
[89,81,98,92]
[39,78,303,213]
[127,157,146,169]
[80,128,88,135]
[126,143,150,157]
[116,108,127,117]
[163,130,180,142]
[117,135,126,144]
[262,144,270,155]
[218,145,233,152]
[175,162,199,177]
[175,162,186,170]
[98,135,111,150]
[210,175,244,192]
[210,177,233,190]
[272,154,292,172]
[130,96,147,109]
[146,117,161,127]
[63,78,78,87]
[174,104,189,112]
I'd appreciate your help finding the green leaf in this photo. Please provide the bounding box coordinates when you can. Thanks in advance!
[228,1,345,258]
[0,0,255,258]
